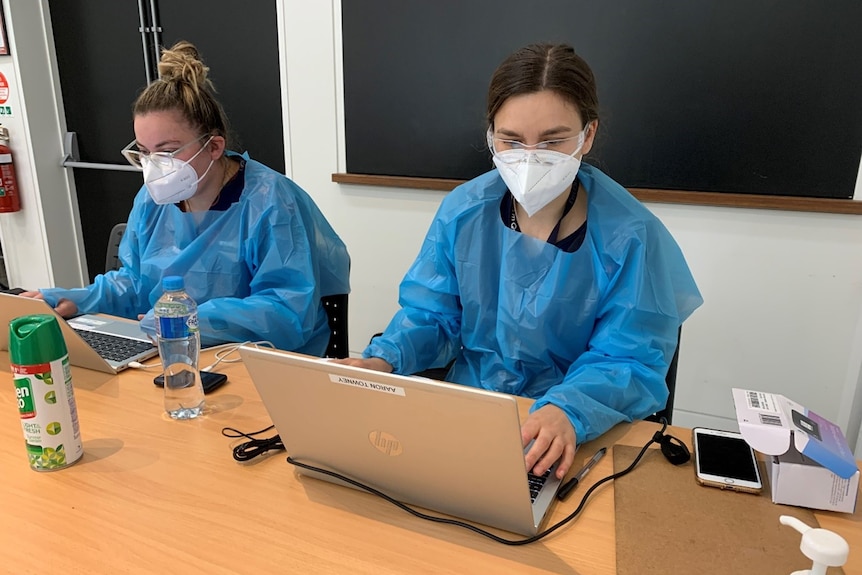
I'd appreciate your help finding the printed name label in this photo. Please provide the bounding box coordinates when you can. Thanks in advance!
[329,374,405,396]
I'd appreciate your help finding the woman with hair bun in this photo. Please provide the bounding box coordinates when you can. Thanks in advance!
[26,41,350,355]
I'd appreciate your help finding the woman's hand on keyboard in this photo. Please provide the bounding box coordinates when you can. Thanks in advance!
[20,291,78,318]
[521,404,577,480]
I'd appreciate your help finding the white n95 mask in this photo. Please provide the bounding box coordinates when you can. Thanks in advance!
[489,129,587,217]
[143,138,215,205]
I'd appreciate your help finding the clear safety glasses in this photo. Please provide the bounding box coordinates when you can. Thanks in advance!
[121,133,211,169]
[487,127,588,165]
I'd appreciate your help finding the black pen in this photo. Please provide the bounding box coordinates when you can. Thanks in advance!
[557,447,607,501]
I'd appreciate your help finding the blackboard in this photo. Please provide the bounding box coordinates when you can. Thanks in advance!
[342,1,862,199]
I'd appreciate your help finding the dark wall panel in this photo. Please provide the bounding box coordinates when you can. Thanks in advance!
[49,0,282,281]
[342,0,862,199]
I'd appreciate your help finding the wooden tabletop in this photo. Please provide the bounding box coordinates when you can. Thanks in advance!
[0,349,859,574]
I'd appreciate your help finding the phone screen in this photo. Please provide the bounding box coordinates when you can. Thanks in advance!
[695,432,759,482]
[153,371,227,394]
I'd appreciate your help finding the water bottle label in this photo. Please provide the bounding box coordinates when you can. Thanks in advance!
[158,316,189,339]
[187,312,199,332]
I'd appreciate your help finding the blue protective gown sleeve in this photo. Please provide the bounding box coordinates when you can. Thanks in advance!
[41,153,350,355]
[365,163,702,443]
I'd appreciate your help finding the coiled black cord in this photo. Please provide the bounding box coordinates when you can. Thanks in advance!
[221,425,285,462]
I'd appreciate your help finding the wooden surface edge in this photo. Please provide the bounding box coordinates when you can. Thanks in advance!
[332,173,462,192]
[331,173,862,215]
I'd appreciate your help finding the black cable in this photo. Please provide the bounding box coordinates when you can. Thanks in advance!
[284,419,678,545]
[221,425,285,462]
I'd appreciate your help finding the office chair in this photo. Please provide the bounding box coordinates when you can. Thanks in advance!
[105,222,127,273]
[645,326,683,425]
[321,294,349,358]
[105,222,350,358]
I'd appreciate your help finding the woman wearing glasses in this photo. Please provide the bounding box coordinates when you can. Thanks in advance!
[24,41,350,355]
[338,44,702,479]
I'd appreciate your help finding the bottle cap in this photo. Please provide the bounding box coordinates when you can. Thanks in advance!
[9,314,68,365]
[162,275,184,291]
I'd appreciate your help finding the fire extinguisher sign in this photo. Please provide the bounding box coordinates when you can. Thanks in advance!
[0,72,8,103]
[0,72,11,116]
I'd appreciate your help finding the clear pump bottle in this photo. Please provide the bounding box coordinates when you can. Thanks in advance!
[779,515,849,575]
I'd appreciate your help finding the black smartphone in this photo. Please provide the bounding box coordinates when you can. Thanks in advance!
[153,371,228,394]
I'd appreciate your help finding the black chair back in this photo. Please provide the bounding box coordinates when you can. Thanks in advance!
[105,222,127,273]
[646,326,683,425]
[322,294,349,358]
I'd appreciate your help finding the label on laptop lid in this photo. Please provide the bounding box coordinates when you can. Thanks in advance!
[329,373,405,396]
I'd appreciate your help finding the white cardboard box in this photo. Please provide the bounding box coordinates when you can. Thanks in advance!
[731,388,859,513]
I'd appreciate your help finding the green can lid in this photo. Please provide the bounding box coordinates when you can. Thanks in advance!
[9,314,68,365]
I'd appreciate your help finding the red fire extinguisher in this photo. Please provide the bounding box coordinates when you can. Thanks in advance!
[0,124,21,212]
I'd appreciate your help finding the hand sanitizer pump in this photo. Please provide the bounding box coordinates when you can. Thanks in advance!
[779,515,849,575]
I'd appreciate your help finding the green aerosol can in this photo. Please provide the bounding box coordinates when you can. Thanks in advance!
[10,314,83,470]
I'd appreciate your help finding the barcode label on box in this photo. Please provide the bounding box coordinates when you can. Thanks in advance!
[759,413,783,426]
[745,391,780,413]
[748,391,762,408]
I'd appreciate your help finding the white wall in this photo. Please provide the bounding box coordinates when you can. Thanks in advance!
[282,1,862,450]
[10,1,862,454]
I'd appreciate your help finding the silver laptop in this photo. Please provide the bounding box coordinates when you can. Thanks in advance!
[239,345,563,536]
[0,293,157,374]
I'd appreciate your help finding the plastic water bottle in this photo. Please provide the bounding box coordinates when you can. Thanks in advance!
[154,276,205,419]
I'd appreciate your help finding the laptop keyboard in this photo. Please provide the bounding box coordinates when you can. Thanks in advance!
[73,328,154,362]
[528,469,551,503]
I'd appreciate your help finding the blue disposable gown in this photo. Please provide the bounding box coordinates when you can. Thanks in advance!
[41,153,350,356]
[364,163,702,442]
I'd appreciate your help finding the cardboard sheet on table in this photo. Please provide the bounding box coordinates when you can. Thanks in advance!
[613,445,844,575]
